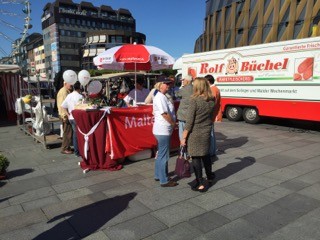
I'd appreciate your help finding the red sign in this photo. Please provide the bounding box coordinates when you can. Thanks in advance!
[106,105,180,159]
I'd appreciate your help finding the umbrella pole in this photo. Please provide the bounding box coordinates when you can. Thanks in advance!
[134,62,137,106]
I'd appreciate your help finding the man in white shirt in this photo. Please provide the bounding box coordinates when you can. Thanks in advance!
[61,81,83,157]
[124,78,150,106]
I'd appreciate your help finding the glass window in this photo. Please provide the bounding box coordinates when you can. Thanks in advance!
[66,18,70,24]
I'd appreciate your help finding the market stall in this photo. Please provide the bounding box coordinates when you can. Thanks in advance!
[73,105,179,171]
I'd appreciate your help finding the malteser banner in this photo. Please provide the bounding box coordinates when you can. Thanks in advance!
[106,105,180,160]
[106,106,157,159]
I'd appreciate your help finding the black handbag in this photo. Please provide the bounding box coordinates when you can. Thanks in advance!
[174,146,191,178]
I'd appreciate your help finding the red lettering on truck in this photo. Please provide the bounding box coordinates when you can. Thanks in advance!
[241,58,288,72]
[199,62,225,74]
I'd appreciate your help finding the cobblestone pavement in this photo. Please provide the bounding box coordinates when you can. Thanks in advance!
[0,120,320,240]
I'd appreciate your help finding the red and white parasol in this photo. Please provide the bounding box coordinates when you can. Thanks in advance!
[93,43,175,104]
[93,43,175,71]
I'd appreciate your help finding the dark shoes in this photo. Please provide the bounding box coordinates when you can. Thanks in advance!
[161,181,178,187]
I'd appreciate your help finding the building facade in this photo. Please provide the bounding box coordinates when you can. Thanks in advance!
[41,0,145,77]
[195,0,320,53]
[82,30,145,69]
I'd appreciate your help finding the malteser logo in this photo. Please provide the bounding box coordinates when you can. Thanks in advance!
[125,115,154,129]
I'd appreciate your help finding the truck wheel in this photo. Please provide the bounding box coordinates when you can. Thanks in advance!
[225,106,243,121]
[243,107,260,124]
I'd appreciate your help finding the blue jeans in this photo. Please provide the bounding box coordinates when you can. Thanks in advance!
[178,120,186,141]
[154,134,171,184]
[209,124,216,156]
[70,119,79,156]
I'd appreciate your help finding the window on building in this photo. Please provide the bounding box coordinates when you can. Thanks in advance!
[66,18,70,24]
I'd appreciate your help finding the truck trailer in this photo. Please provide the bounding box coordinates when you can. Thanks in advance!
[181,37,320,123]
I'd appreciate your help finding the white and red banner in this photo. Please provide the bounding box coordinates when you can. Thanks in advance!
[106,105,179,160]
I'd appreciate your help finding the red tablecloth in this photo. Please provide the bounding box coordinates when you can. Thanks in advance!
[73,105,180,171]
[73,109,122,171]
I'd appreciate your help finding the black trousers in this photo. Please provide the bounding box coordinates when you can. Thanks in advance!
[191,155,214,184]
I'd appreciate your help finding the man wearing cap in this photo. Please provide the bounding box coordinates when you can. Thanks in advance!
[124,77,149,106]
[176,75,193,141]
[153,75,178,187]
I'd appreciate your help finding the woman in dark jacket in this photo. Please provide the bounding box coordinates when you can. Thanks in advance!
[180,77,215,192]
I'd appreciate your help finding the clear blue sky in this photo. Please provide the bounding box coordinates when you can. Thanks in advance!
[0,0,206,60]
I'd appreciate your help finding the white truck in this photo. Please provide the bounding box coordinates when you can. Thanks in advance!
[180,37,320,123]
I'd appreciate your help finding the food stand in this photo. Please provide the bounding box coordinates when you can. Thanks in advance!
[73,105,179,171]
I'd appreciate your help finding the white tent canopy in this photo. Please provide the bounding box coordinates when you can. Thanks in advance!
[0,64,20,73]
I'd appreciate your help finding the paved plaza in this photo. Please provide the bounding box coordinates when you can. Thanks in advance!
[0,120,320,240]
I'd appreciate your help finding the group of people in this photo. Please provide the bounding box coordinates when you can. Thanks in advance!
[56,73,222,193]
[152,74,222,192]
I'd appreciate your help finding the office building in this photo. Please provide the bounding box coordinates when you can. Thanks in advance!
[195,0,320,52]
[41,0,145,77]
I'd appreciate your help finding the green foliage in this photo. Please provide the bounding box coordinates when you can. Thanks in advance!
[0,154,9,172]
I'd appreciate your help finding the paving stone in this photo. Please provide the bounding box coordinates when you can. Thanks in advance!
[263,207,320,240]
[0,209,47,234]
[104,214,167,240]
[150,222,203,240]
[287,157,320,174]
[202,218,270,240]
[83,231,110,240]
[257,154,302,168]
[22,195,61,211]
[151,201,206,227]
[295,169,320,185]
[136,187,199,211]
[52,178,95,194]
[102,182,150,197]
[188,210,230,233]
[87,180,122,193]
[45,168,87,185]
[298,183,320,200]
[0,204,23,218]
[57,187,93,201]
[279,179,311,191]
[273,193,320,214]
[117,173,146,184]
[0,176,51,197]
[0,218,79,240]
[41,195,94,220]
[8,186,56,205]
[215,200,257,220]
[242,201,309,233]
[189,189,239,211]
[241,192,279,209]
[259,185,293,200]
[67,197,151,234]
[222,180,265,198]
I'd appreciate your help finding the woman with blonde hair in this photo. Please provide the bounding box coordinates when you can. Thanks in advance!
[145,82,173,104]
[180,77,215,192]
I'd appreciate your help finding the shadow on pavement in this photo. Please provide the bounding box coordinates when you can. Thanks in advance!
[187,156,256,192]
[216,132,248,155]
[33,192,137,240]
[6,168,34,179]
